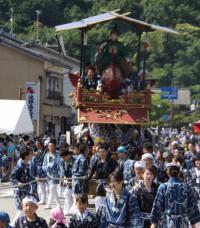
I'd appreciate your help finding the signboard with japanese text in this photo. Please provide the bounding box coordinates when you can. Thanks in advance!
[25,82,38,120]
[153,88,190,105]
[161,87,178,100]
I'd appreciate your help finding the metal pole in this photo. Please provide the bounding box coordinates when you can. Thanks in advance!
[171,77,174,129]
[83,30,87,75]
[80,29,84,76]
[35,10,41,42]
[142,43,147,90]
[37,77,41,136]
[137,31,142,75]
[36,13,39,41]
[171,36,178,130]
[10,8,14,34]
[143,48,146,80]
[143,32,148,81]
[79,29,88,77]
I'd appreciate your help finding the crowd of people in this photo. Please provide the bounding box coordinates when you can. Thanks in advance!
[1,125,200,227]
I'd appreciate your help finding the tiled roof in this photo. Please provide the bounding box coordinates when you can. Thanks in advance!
[0,30,79,69]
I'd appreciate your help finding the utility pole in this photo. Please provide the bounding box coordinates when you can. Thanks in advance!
[36,77,42,136]
[10,8,14,34]
[35,10,41,42]
[171,37,177,130]
[171,77,174,129]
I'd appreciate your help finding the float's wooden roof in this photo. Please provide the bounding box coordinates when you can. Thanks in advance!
[55,10,179,34]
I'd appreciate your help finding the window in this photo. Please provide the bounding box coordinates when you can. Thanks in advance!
[46,72,61,99]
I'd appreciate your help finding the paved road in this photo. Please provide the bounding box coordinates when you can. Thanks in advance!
[1,182,200,227]
[0,182,95,225]
[0,182,61,223]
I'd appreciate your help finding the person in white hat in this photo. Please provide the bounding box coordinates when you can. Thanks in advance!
[141,153,165,185]
[128,161,145,189]
[141,153,154,169]
[13,195,48,228]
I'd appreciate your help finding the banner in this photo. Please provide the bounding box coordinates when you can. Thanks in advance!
[25,82,38,120]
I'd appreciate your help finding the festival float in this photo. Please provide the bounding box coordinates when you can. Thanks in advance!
[55,10,178,127]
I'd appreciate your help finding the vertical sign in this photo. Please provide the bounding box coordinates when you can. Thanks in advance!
[25,82,38,120]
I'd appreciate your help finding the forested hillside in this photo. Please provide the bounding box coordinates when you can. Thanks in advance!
[0,0,200,125]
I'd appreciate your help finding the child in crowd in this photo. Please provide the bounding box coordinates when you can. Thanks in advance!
[49,207,68,228]
[13,195,48,228]
[0,211,12,228]
[68,194,99,228]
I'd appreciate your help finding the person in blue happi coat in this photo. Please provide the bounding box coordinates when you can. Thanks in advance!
[68,194,99,228]
[83,66,101,90]
[29,148,47,204]
[71,144,89,195]
[99,169,142,228]
[11,146,35,225]
[33,139,47,205]
[79,128,94,149]
[42,139,63,209]
[60,149,75,215]
[151,162,200,228]
[133,167,159,228]
[128,161,145,190]
[0,211,12,228]
[11,146,34,210]
[88,144,118,211]
[13,195,48,228]
[189,155,200,201]
[70,144,89,214]
[117,145,135,184]
[0,147,9,181]
[35,139,47,166]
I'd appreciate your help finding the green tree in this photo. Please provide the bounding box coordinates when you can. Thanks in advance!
[0,0,200,112]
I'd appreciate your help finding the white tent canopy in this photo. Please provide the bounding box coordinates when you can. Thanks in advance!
[0,100,33,135]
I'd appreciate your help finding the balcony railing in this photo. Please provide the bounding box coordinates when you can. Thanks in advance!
[76,88,151,108]
[46,90,61,100]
